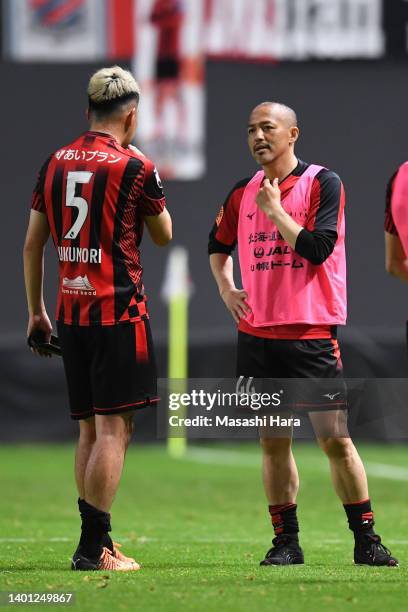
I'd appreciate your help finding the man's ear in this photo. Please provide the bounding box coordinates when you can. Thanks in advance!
[289,126,299,145]
[125,107,136,131]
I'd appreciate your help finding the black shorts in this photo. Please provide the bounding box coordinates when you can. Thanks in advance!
[236,331,346,411]
[156,57,181,81]
[57,320,158,420]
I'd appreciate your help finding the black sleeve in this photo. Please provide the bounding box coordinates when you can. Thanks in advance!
[308,169,342,232]
[139,160,166,216]
[295,168,343,265]
[30,155,53,214]
[208,233,235,255]
[384,170,399,236]
[295,228,337,265]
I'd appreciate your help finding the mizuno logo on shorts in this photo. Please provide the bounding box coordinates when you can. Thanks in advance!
[323,392,340,400]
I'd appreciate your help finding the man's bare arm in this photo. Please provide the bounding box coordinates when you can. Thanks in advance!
[385,231,408,283]
[209,253,251,324]
[23,210,53,353]
[145,209,173,246]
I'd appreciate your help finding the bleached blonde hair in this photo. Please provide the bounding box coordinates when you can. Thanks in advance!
[88,66,140,106]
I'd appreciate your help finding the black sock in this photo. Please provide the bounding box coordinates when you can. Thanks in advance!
[343,498,375,538]
[77,498,112,560]
[102,532,114,553]
[268,503,299,538]
[77,498,113,551]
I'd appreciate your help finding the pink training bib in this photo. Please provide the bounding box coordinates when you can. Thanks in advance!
[237,165,347,327]
[391,162,408,257]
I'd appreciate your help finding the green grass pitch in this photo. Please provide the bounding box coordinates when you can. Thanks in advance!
[0,443,406,611]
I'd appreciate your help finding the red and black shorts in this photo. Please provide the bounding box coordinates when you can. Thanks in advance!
[236,331,347,411]
[57,319,158,420]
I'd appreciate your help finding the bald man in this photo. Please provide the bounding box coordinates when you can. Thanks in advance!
[209,102,398,567]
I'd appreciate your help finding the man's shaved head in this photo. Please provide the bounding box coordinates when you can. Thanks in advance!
[250,102,298,128]
[247,101,300,169]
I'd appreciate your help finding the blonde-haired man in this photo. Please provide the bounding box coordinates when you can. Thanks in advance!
[24,66,172,571]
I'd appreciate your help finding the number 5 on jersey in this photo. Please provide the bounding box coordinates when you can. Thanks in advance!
[64,171,93,240]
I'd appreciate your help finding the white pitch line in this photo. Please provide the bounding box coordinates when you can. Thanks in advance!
[0,536,270,544]
[184,447,408,482]
[185,447,261,467]
[0,537,71,543]
[0,537,407,545]
[0,536,270,545]
[365,462,408,482]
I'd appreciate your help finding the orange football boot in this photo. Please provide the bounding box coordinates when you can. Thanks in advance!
[112,541,141,570]
[71,547,140,571]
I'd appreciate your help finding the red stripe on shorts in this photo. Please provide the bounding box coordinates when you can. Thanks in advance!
[135,321,148,363]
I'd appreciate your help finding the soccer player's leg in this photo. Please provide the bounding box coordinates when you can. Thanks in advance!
[59,322,144,571]
[309,417,398,567]
[75,417,96,500]
[259,436,304,566]
[259,337,347,566]
[237,332,304,565]
[56,323,117,569]
[75,318,159,570]
[73,412,140,571]
[303,340,399,567]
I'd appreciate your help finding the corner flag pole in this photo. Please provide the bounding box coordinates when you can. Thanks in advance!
[162,247,191,457]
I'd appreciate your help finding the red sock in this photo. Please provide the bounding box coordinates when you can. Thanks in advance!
[268,503,299,536]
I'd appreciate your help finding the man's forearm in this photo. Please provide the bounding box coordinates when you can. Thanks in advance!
[24,246,46,315]
[269,209,303,249]
[256,179,302,249]
[145,209,172,246]
[209,253,236,295]
[209,252,250,323]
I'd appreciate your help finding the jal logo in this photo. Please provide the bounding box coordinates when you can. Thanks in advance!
[254,247,264,258]
[247,211,255,220]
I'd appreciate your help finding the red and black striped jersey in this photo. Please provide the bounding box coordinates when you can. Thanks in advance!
[208,159,345,340]
[31,131,166,326]
[384,169,399,236]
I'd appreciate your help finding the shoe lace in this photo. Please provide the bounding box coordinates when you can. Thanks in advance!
[365,535,392,561]
[99,547,125,570]
[265,535,292,558]
[112,541,122,557]
[112,541,137,564]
